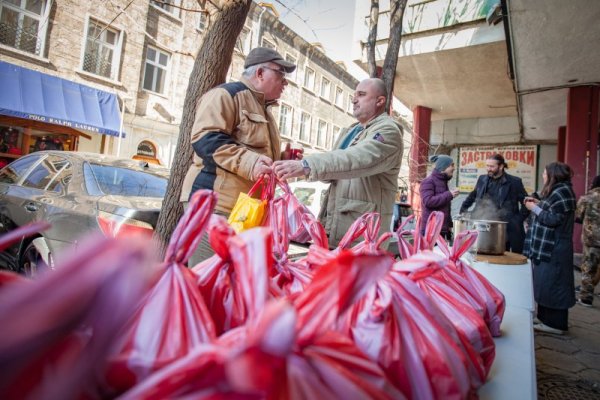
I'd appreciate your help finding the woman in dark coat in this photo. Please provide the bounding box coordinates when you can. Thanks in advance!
[419,155,459,239]
[524,162,577,335]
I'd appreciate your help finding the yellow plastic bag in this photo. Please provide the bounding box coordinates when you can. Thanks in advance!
[227,192,267,233]
[227,175,273,233]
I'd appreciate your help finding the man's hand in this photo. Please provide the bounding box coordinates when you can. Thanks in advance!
[451,189,460,198]
[273,160,305,181]
[252,155,273,181]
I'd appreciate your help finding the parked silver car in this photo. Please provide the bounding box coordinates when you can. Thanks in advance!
[0,151,168,275]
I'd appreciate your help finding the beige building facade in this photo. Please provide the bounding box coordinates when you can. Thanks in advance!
[0,0,358,166]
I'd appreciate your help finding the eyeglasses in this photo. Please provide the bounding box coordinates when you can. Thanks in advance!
[263,66,288,80]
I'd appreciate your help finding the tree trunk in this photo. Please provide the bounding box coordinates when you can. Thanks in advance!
[381,0,407,112]
[153,0,253,258]
[366,0,379,77]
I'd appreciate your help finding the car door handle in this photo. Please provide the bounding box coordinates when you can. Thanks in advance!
[24,203,38,212]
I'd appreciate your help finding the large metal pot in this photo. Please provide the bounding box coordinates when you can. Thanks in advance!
[453,215,472,236]
[471,219,507,255]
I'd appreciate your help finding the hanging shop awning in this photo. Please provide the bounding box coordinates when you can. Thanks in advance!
[0,61,122,137]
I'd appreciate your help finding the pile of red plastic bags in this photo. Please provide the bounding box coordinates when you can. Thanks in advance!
[0,186,505,399]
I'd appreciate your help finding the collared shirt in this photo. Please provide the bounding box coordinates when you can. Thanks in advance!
[339,125,364,149]
[484,175,502,205]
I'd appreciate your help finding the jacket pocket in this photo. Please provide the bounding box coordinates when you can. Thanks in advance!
[338,198,377,214]
[237,110,269,148]
[332,198,377,245]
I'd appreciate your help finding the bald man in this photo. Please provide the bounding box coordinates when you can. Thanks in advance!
[273,78,403,247]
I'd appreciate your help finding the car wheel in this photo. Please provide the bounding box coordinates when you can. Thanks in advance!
[21,242,46,277]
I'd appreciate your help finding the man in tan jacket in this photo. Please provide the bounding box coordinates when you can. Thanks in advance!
[181,47,296,263]
[273,78,403,247]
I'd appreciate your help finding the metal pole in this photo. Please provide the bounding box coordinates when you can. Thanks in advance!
[116,97,125,157]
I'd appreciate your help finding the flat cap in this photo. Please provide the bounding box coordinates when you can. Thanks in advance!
[244,47,296,73]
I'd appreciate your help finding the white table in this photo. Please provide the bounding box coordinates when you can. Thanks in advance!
[464,257,537,399]
[469,258,535,311]
[478,305,537,399]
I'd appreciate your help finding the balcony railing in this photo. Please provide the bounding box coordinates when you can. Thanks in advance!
[0,22,42,55]
[82,40,113,78]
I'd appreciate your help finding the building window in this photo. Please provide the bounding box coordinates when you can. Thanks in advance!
[303,67,315,91]
[143,46,169,94]
[151,0,181,17]
[285,53,297,82]
[261,37,276,50]
[320,77,331,100]
[236,26,251,54]
[82,19,123,80]
[332,125,341,147]
[299,111,311,142]
[334,86,344,108]
[278,103,293,137]
[317,119,328,148]
[0,0,50,56]
[197,11,208,31]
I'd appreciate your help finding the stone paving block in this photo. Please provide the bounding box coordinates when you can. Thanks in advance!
[534,334,579,354]
[536,366,578,381]
[573,351,600,369]
[536,348,587,373]
[570,305,600,324]
[577,369,600,386]
[567,330,600,355]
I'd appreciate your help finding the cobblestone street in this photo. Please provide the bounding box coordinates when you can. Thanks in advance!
[535,270,600,399]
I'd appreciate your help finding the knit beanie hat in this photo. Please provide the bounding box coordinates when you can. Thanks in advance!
[430,154,453,171]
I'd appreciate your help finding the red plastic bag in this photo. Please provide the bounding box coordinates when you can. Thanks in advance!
[304,213,392,269]
[437,230,506,337]
[192,216,247,334]
[192,221,275,334]
[277,178,314,243]
[105,190,218,395]
[395,251,494,379]
[122,252,400,400]
[338,259,477,398]
[301,211,329,248]
[268,197,315,296]
[0,235,157,399]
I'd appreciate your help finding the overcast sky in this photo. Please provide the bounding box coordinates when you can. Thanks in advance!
[276,0,360,66]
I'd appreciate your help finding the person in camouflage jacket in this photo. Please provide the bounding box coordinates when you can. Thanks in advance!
[575,175,600,306]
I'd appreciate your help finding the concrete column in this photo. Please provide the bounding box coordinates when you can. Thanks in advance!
[557,126,566,162]
[409,105,432,215]
[566,86,599,253]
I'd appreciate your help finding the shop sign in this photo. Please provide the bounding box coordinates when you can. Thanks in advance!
[26,114,102,133]
[136,140,157,158]
[458,145,538,193]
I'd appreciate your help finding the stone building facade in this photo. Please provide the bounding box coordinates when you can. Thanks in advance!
[0,0,358,166]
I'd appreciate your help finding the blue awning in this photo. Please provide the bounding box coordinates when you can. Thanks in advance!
[0,61,122,137]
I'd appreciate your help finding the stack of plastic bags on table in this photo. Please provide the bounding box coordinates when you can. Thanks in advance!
[0,182,506,399]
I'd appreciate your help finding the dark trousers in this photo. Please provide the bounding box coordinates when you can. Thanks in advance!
[537,304,568,331]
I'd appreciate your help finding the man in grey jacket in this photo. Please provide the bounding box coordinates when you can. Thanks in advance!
[273,78,403,247]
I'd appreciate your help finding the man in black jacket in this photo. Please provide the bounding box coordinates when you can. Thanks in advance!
[460,153,529,253]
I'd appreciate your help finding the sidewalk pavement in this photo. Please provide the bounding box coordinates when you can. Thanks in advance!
[535,270,600,398]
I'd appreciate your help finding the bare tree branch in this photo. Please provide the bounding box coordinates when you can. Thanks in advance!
[366,0,379,77]
[381,0,407,111]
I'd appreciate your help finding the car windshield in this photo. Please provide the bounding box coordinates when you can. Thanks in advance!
[292,187,316,206]
[87,163,168,197]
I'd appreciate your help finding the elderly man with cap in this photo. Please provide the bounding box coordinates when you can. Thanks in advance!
[419,155,459,239]
[181,47,296,264]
